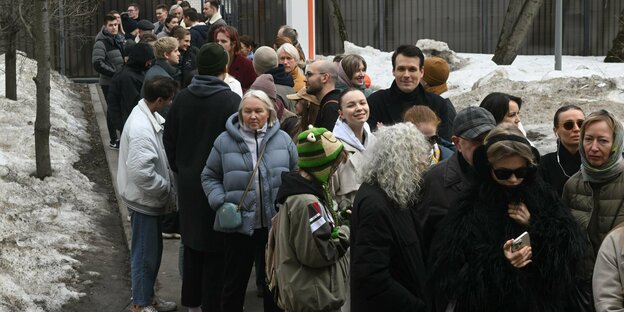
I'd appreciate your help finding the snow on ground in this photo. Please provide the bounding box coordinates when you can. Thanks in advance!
[339,41,624,154]
[0,41,623,310]
[0,52,109,311]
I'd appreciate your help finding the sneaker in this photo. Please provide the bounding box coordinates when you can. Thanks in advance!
[161,232,175,239]
[131,304,158,312]
[109,140,119,150]
[151,296,177,312]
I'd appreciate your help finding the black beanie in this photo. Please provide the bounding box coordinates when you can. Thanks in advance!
[127,43,155,70]
[197,43,229,76]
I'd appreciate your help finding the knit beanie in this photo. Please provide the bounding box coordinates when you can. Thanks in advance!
[250,74,284,118]
[253,46,278,75]
[423,56,449,95]
[127,42,155,70]
[297,125,344,185]
[197,43,229,76]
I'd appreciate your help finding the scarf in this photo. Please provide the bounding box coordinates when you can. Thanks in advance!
[579,111,624,183]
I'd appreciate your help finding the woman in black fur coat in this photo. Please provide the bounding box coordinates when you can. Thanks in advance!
[428,123,590,312]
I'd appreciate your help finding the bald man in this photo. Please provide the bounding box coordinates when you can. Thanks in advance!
[305,60,341,130]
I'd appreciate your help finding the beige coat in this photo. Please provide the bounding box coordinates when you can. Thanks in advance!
[332,135,376,209]
[593,225,624,311]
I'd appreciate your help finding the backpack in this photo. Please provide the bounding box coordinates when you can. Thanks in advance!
[265,210,282,307]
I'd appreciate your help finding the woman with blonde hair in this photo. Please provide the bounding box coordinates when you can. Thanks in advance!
[277,43,305,91]
[430,123,589,311]
[202,90,298,311]
[350,122,431,311]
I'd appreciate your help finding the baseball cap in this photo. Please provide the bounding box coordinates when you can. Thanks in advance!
[452,107,496,139]
[137,19,155,31]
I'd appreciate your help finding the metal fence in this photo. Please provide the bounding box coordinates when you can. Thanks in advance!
[316,0,623,56]
[1,0,621,78]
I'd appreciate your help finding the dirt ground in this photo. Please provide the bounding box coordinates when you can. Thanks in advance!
[60,84,131,312]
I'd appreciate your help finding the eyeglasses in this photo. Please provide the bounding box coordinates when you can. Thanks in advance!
[560,120,584,130]
[492,167,530,180]
[427,135,439,145]
[305,71,326,78]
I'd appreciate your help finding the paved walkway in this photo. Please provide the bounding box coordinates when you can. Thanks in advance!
[89,84,263,312]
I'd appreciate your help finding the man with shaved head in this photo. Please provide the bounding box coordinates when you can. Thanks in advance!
[305,60,341,130]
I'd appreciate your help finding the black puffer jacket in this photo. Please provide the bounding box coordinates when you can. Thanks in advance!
[91,29,126,86]
[428,147,590,312]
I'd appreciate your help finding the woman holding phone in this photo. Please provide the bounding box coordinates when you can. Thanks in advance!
[429,123,589,311]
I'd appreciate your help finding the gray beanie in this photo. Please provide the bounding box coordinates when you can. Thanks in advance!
[253,46,278,75]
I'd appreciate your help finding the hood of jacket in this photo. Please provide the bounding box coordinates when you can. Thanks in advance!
[224,113,281,144]
[187,74,232,97]
[276,171,325,205]
[332,118,372,153]
[267,64,295,87]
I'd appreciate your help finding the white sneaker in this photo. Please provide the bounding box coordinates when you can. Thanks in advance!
[152,296,177,312]
[161,232,175,239]
[131,304,158,312]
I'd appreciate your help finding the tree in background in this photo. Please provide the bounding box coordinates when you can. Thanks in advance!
[492,0,544,65]
[330,0,348,44]
[605,9,624,63]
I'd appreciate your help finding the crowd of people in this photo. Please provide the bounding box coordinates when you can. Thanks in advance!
[93,1,624,312]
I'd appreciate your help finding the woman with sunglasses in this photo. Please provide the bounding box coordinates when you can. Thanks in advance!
[562,110,624,273]
[403,105,454,165]
[538,105,585,197]
[429,123,589,312]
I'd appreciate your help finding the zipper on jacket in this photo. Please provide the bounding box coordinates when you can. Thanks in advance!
[256,130,264,227]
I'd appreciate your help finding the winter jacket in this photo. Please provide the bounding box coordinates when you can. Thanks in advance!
[367,81,453,141]
[350,183,428,312]
[201,114,298,236]
[429,159,589,312]
[92,29,126,86]
[331,119,375,208]
[266,65,296,111]
[163,74,240,252]
[189,23,210,49]
[291,67,305,91]
[178,46,199,88]
[144,59,181,87]
[593,225,624,311]
[107,56,150,132]
[538,147,581,198]
[418,153,477,253]
[274,172,350,312]
[229,53,257,93]
[315,89,341,131]
[117,100,172,216]
[562,171,624,257]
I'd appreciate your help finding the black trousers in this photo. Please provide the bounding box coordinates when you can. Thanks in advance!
[221,228,275,312]
[100,85,118,143]
[181,246,224,311]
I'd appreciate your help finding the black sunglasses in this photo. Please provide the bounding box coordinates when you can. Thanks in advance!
[493,167,531,180]
[561,120,584,130]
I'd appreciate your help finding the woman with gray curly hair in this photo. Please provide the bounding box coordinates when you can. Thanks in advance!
[350,122,431,312]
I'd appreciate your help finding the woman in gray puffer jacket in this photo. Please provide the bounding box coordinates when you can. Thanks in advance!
[201,89,298,312]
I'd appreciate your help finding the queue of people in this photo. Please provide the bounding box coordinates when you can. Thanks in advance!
[94,3,624,311]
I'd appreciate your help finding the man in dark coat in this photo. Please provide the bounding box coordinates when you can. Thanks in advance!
[418,107,496,252]
[163,43,240,312]
[184,10,209,49]
[92,14,127,149]
[305,60,341,131]
[367,44,453,141]
[107,43,155,136]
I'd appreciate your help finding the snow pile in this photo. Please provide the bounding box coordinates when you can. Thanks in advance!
[0,52,109,311]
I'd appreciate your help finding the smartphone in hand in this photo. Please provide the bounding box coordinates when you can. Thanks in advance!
[511,231,531,252]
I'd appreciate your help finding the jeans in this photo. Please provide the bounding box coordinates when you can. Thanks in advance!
[131,210,163,306]
[100,85,118,143]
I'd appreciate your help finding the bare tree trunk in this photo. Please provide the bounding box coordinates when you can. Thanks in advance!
[330,0,348,43]
[605,9,624,62]
[34,0,52,179]
[492,0,544,65]
[5,30,17,100]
